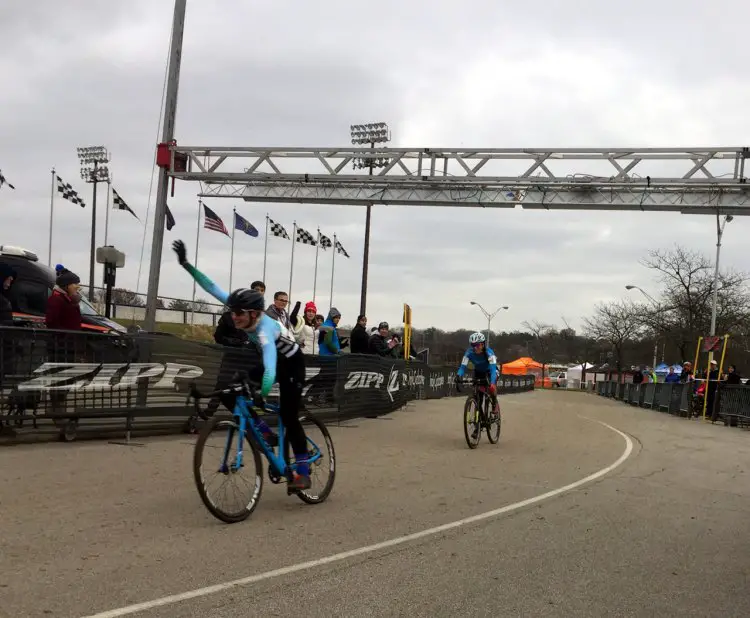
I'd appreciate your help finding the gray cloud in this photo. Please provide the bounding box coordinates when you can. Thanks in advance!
[1,0,749,335]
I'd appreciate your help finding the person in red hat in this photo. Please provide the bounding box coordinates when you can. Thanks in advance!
[297,301,320,355]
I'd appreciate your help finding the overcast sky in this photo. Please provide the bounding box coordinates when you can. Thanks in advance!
[2,0,749,332]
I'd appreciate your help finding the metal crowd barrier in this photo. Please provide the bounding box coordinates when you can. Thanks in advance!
[0,326,535,443]
[594,378,750,426]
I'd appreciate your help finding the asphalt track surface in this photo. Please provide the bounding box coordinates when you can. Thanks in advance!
[2,391,749,618]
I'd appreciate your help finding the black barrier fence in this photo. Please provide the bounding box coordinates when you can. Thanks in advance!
[0,326,535,441]
[595,379,750,426]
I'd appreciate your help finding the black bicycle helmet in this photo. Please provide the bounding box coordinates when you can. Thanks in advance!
[226,288,264,312]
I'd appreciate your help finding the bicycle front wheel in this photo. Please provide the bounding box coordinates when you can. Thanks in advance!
[193,416,264,524]
[463,396,481,449]
[285,412,336,505]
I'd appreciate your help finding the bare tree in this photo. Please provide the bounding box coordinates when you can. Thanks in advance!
[521,320,556,363]
[583,300,643,370]
[110,288,145,307]
[641,246,750,360]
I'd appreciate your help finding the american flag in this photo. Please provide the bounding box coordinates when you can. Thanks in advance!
[112,188,138,220]
[335,238,350,258]
[318,231,332,250]
[269,218,289,239]
[203,204,229,236]
[56,175,85,207]
[295,226,316,246]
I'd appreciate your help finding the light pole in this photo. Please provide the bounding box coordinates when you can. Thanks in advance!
[470,301,509,346]
[350,122,390,317]
[77,146,110,300]
[625,284,658,368]
[710,213,733,338]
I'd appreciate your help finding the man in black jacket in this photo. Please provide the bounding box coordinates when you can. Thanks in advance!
[369,321,397,356]
[349,314,369,354]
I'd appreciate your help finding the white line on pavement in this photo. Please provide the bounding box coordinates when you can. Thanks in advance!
[82,418,634,618]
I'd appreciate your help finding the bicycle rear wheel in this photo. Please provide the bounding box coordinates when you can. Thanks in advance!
[284,413,336,504]
[463,396,481,449]
[486,397,501,444]
[193,415,264,524]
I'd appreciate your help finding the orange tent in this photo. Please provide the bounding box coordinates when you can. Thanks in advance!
[501,357,544,375]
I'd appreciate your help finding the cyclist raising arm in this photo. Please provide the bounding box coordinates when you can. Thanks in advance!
[457,331,499,405]
[172,240,311,490]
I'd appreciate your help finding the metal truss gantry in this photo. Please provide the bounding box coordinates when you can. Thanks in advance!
[165,146,750,214]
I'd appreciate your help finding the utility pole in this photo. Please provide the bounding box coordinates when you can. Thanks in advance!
[144,0,187,331]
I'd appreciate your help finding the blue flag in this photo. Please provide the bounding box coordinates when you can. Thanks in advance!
[234,211,259,237]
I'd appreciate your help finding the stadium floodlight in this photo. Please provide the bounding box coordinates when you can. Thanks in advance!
[349,121,392,317]
[77,145,111,298]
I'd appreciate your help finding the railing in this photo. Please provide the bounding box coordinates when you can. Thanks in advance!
[0,326,535,442]
[595,380,750,426]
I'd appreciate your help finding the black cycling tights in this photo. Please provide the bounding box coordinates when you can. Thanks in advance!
[275,353,308,456]
[219,352,308,456]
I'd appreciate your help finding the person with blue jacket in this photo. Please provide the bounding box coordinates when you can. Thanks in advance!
[318,308,348,355]
[457,332,499,438]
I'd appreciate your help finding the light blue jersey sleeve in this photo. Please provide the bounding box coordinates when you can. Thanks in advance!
[182,262,229,306]
[256,314,279,396]
[457,348,471,378]
[487,346,498,384]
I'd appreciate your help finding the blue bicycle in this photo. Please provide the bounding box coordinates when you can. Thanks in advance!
[189,373,336,524]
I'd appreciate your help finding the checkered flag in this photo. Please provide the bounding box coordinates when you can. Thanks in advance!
[335,238,350,258]
[0,170,15,190]
[56,175,85,207]
[112,188,139,220]
[295,226,316,246]
[318,231,332,250]
[269,218,289,239]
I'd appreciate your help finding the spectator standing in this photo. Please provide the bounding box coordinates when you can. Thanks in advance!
[297,301,320,355]
[665,366,680,383]
[349,315,369,354]
[46,268,82,330]
[680,361,693,383]
[725,364,742,385]
[266,291,292,328]
[707,359,720,421]
[0,263,16,325]
[369,321,397,357]
[319,308,346,355]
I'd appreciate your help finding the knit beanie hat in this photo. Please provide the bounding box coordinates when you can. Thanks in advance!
[56,268,80,288]
[305,301,317,313]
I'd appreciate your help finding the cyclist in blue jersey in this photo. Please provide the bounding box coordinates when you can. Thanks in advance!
[457,332,499,435]
[172,240,311,490]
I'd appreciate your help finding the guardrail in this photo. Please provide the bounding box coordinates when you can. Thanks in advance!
[0,326,535,442]
[594,380,750,427]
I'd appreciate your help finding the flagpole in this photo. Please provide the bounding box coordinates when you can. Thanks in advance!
[48,168,56,266]
[103,175,112,246]
[289,221,297,300]
[262,213,269,284]
[191,198,202,325]
[330,233,337,309]
[312,227,321,303]
[229,207,236,292]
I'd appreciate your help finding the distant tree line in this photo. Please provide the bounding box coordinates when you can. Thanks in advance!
[93,245,750,372]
